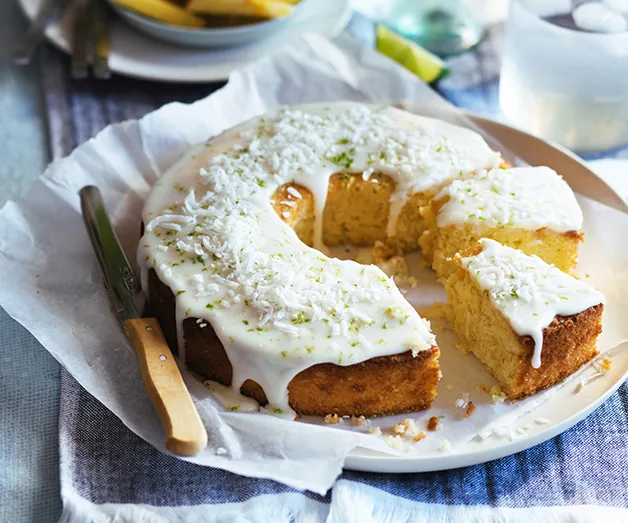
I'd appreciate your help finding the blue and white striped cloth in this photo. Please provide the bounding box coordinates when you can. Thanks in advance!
[11,14,628,523]
[59,371,628,521]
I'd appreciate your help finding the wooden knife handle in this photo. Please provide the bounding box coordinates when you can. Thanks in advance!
[124,318,208,456]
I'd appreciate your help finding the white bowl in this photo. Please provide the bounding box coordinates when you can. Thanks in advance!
[108,1,301,49]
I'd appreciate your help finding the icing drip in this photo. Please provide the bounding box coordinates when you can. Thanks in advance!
[436,166,583,232]
[138,102,500,412]
[462,239,604,368]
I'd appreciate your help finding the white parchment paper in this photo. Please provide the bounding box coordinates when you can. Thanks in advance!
[1,34,627,495]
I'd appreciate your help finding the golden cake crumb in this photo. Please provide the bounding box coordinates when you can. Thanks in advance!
[426,416,440,431]
[465,401,476,418]
[480,384,506,404]
[392,422,408,435]
[432,323,446,334]
[413,431,427,442]
[596,358,612,372]
[369,426,383,436]
[392,418,420,437]
[351,415,367,426]
[419,302,449,320]
[489,385,506,404]
[325,413,340,424]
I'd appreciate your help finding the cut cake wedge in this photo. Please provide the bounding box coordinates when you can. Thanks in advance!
[445,239,604,400]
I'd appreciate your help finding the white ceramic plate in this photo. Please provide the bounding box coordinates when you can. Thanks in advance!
[18,0,351,82]
[346,343,628,472]
[343,116,628,473]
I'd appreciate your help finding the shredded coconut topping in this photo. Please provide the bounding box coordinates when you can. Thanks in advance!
[437,166,583,232]
[139,102,500,410]
[454,393,470,409]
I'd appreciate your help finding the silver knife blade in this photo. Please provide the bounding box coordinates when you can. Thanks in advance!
[79,185,141,324]
[13,0,73,65]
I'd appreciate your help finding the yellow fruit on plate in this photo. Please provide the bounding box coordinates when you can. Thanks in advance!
[111,0,206,27]
[187,0,294,19]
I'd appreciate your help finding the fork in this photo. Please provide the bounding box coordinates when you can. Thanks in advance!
[13,0,73,65]
[72,0,111,79]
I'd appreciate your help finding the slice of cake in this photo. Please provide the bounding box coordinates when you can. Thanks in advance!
[445,239,604,400]
[420,166,583,280]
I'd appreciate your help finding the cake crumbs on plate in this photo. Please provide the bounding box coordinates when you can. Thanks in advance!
[369,426,383,436]
[325,413,341,424]
[431,323,446,334]
[439,439,451,451]
[479,384,506,404]
[465,401,476,418]
[407,276,419,288]
[596,358,612,372]
[535,417,551,425]
[384,435,404,449]
[426,416,444,431]
[454,393,470,409]
[454,342,469,355]
[392,422,408,435]
[392,418,420,437]
[351,415,368,426]
[413,431,427,443]
[576,358,612,392]
[418,302,449,321]
[445,383,453,390]
[215,447,227,455]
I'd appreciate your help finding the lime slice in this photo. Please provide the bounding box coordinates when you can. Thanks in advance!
[376,25,450,84]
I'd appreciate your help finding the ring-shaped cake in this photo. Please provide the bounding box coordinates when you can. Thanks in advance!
[138,102,603,418]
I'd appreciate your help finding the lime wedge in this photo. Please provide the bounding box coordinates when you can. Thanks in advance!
[376,25,450,84]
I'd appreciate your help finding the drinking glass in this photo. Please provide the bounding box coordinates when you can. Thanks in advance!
[499,0,628,153]
[373,0,486,56]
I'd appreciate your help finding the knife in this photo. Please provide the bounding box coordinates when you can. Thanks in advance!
[79,185,207,457]
[13,0,73,65]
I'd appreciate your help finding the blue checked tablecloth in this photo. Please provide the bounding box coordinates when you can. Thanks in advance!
[2,13,628,523]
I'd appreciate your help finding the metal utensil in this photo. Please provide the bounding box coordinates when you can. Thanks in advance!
[79,185,207,457]
[71,0,111,80]
[91,0,111,79]
[71,0,90,79]
[13,0,73,65]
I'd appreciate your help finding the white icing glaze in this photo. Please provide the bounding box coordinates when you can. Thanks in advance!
[436,166,583,232]
[203,380,260,413]
[138,102,500,412]
[462,239,604,368]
